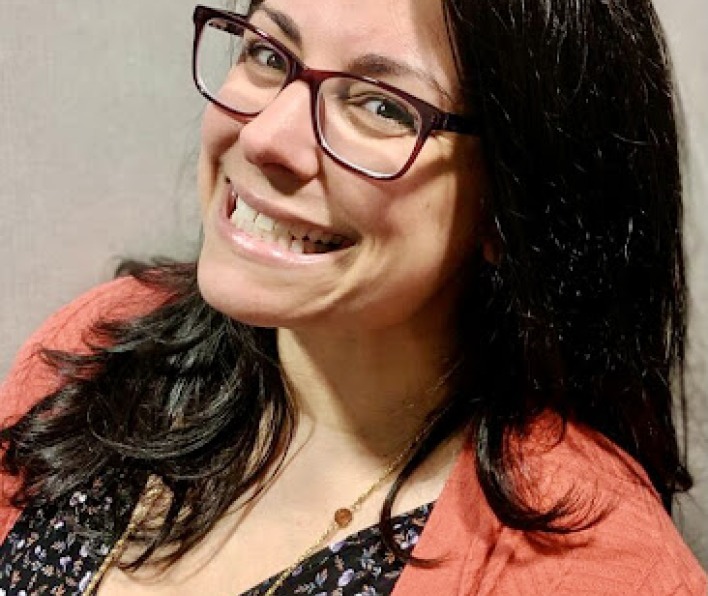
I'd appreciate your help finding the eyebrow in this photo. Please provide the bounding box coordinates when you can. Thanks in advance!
[348,54,453,104]
[254,3,453,104]
[254,4,302,49]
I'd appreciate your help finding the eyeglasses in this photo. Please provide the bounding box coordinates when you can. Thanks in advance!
[192,6,480,180]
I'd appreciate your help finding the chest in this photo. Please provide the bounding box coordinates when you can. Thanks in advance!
[1,485,432,596]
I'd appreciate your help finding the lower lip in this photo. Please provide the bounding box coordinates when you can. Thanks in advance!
[215,192,352,267]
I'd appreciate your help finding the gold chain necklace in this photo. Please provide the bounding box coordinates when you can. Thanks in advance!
[261,433,422,596]
[84,411,444,596]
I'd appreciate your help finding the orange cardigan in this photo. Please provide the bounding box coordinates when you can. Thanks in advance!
[1,278,705,595]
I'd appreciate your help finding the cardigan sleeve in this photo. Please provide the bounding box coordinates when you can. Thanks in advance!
[0,275,170,541]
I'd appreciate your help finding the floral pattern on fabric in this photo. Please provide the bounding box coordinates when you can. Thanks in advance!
[244,502,433,596]
[0,475,432,596]
[0,471,140,595]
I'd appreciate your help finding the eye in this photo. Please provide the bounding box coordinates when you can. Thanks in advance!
[337,91,417,135]
[244,39,287,73]
[359,96,416,130]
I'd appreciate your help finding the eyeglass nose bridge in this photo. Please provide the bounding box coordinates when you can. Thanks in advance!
[267,61,349,164]
[275,60,332,122]
[264,64,318,114]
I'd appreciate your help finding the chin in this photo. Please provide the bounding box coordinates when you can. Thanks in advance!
[196,252,336,330]
[197,257,280,328]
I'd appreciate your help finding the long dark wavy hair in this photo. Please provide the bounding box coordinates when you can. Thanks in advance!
[1,0,692,568]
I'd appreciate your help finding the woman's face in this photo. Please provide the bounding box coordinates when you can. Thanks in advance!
[197,0,489,335]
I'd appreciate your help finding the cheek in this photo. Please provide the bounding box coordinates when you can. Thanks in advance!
[397,164,483,256]
[198,105,243,212]
[436,141,490,258]
[201,104,242,156]
[197,152,216,216]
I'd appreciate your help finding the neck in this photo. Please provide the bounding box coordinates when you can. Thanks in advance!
[277,323,458,458]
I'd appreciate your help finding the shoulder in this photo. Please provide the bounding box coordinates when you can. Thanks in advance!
[0,275,171,542]
[492,416,707,594]
[0,275,170,426]
[398,418,706,595]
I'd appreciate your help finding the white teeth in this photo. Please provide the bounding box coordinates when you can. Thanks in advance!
[238,200,258,224]
[230,195,347,254]
[290,238,305,254]
[273,221,289,237]
[240,218,255,233]
[254,213,276,232]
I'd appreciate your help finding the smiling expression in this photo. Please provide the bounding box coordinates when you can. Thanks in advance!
[197,0,489,336]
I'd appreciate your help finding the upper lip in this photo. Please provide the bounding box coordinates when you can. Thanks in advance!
[226,181,358,242]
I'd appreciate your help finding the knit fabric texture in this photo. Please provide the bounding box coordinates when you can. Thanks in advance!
[1,277,705,595]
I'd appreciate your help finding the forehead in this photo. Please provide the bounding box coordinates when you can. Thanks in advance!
[252,0,457,93]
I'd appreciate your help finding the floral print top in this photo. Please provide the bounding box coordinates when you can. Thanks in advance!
[0,471,141,595]
[244,502,432,596]
[0,473,433,596]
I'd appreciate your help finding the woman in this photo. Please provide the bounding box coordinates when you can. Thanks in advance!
[0,0,705,593]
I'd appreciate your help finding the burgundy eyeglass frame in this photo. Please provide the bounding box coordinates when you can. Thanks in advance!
[192,5,481,180]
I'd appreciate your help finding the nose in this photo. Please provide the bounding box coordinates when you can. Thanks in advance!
[238,81,321,181]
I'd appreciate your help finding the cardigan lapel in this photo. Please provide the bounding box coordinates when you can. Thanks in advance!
[392,439,502,595]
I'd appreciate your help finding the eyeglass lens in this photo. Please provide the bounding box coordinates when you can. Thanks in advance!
[195,17,424,178]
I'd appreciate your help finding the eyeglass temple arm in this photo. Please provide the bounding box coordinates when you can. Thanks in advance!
[439,113,482,136]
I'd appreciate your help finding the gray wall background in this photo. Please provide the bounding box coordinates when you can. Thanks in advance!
[0,0,706,569]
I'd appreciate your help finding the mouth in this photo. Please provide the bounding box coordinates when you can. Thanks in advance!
[226,189,356,255]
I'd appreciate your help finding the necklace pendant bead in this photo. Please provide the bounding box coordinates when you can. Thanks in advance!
[334,507,353,528]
